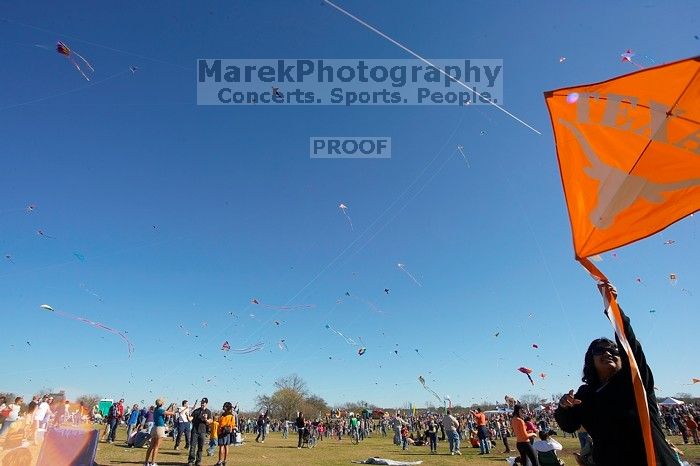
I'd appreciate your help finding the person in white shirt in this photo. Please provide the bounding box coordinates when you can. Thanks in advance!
[533,429,564,465]
[442,410,461,455]
[0,396,23,437]
[33,396,51,428]
[174,400,191,450]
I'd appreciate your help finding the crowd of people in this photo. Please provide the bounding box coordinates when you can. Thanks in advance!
[2,299,699,466]
[0,390,699,466]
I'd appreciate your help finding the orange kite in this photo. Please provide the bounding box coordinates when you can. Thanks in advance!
[545,55,700,466]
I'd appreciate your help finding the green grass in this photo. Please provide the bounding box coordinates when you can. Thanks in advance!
[95,428,700,466]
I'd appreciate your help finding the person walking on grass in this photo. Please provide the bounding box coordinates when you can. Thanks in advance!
[442,409,461,456]
[143,398,174,466]
[255,408,269,443]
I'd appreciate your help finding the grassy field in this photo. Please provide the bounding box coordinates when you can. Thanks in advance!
[95,428,700,466]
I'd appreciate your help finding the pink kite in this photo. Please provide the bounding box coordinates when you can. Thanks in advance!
[39,304,133,356]
[221,341,231,351]
[621,49,643,69]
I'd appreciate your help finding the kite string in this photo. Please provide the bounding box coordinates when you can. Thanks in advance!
[321,0,541,135]
[492,152,577,344]
[249,114,468,379]
[238,111,467,354]
[1,70,130,111]
[0,17,189,70]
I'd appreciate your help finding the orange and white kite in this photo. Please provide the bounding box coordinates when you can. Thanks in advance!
[545,55,700,466]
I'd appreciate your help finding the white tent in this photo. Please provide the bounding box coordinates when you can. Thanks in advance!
[659,397,685,406]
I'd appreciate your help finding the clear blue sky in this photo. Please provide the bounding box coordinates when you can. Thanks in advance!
[1,0,698,410]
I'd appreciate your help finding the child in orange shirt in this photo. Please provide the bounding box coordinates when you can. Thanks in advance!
[207,414,219,457]
[217,402,236,466]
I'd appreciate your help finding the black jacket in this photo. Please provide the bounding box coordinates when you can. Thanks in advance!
[554,307,678,466]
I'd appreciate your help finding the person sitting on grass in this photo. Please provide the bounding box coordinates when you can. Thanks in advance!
[533,430,564,466]
[469,429,480,448]
[128,425,151,449]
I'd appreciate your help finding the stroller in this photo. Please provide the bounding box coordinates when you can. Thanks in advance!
[302,425,318,448]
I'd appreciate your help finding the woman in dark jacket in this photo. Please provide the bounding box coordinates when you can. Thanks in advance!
[555,285,678,466]
[296,412,305,449]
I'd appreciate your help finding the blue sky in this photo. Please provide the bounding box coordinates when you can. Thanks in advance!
[1,0,698,410]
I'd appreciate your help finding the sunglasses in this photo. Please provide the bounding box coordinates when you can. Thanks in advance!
[592,346,620,357]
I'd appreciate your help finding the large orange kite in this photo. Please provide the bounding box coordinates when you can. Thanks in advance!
[545,56,700,466]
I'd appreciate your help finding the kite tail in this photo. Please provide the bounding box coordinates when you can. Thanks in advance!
[72,51,95,72]
[579,257,656,466]
[402,268,423,287]
[342,210,354,231]
[69,58,91,81]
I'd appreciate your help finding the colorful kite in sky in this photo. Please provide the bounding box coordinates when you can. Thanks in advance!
[39,304,133,356]
[545,56,700,466]
[418,375,443,404]
[56,41,94,81]
[221,341,231,351]
[621,49,643,69]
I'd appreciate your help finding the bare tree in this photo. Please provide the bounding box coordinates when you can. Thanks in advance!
[274,374,308,396]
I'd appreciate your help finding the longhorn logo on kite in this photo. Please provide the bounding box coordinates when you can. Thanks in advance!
[559,118,700,229]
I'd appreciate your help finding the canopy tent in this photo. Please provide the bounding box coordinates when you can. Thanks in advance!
[658,397,685,406]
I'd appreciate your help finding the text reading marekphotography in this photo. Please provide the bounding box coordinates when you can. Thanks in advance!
[197,59,503,106]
